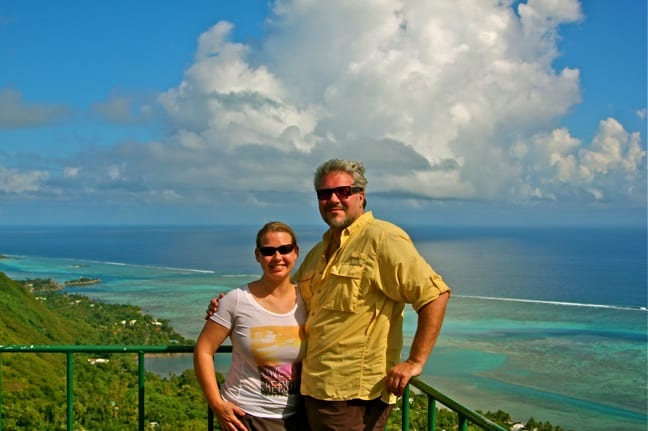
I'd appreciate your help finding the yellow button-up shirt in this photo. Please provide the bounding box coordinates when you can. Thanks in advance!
[293,212,450,403]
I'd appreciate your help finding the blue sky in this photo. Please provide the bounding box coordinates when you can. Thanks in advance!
[0,0,645,227]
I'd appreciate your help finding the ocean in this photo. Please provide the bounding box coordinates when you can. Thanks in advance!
[0,224,646,431]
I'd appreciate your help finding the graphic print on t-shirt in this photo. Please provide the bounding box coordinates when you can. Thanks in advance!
[250,325,303,396]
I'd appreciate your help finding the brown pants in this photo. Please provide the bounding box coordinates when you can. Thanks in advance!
[239,410,309,431]
[304,396,393,431]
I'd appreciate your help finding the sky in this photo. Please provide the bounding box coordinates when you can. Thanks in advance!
[0,0,646,227]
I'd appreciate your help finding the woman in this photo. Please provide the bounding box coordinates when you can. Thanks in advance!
[194,221,308,431]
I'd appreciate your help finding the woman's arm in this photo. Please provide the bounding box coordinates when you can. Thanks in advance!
[194,320,247,431]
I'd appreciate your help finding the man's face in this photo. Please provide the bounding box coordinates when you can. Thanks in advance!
[317,171,365,230]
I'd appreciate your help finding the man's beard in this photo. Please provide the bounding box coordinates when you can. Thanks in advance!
[322,205,354,229]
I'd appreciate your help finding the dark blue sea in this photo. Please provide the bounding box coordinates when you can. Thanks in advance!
[0,224,646,431]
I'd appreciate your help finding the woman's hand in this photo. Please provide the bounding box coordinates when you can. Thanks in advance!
[212,399,247,431]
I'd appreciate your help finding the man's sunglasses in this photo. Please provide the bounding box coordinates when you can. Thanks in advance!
[316,186,363,200]
[257,244,296,256]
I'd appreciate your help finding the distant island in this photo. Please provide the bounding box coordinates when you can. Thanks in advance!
[64,277,101,286]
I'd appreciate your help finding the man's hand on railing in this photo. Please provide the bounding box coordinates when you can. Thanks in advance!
[386,359,423,397]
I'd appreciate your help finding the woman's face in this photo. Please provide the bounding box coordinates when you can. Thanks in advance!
[255,230,298,281]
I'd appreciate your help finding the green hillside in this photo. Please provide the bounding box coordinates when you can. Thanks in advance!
[0,272,78,344]
[0,272,205,430]
[0,273,78,418]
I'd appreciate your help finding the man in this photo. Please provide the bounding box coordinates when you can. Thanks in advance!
[208,159,450,431]
[293,159,450,431]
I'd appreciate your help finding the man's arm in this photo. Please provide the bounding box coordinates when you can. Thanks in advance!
[386,291,450,396]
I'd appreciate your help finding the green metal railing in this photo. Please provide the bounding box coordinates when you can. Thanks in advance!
[0,344,231,431]
[402,378,508,431]
[0,345,507,431]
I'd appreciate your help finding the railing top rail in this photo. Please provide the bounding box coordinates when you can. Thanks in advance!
[410,377,509,431]
[0,344,232,354]
[2,344,506,431]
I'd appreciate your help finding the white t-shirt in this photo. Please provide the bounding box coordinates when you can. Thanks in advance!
[209,285,307,418]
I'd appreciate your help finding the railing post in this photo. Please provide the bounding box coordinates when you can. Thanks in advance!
[138,351,145,431]
[1,353,3,431]
[459,413,468,431]
[428,397,436,431]
[66,352,74,431]
[402,383,411,431]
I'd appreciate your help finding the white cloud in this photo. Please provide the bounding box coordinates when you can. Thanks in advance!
[0,88,70,129]
[508,119,646,203]
[0,166,49,193]
[90,91,156,125]
[10,0,645,213]
[64,167,80,178]
[158,21,320,152]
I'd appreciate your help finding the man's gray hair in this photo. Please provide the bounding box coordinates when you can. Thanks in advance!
[313,159,368,190]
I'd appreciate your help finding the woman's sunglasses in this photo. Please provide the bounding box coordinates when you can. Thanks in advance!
[258,244,296,256]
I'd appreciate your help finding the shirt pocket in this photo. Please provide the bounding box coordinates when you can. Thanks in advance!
[321,262,364,312]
